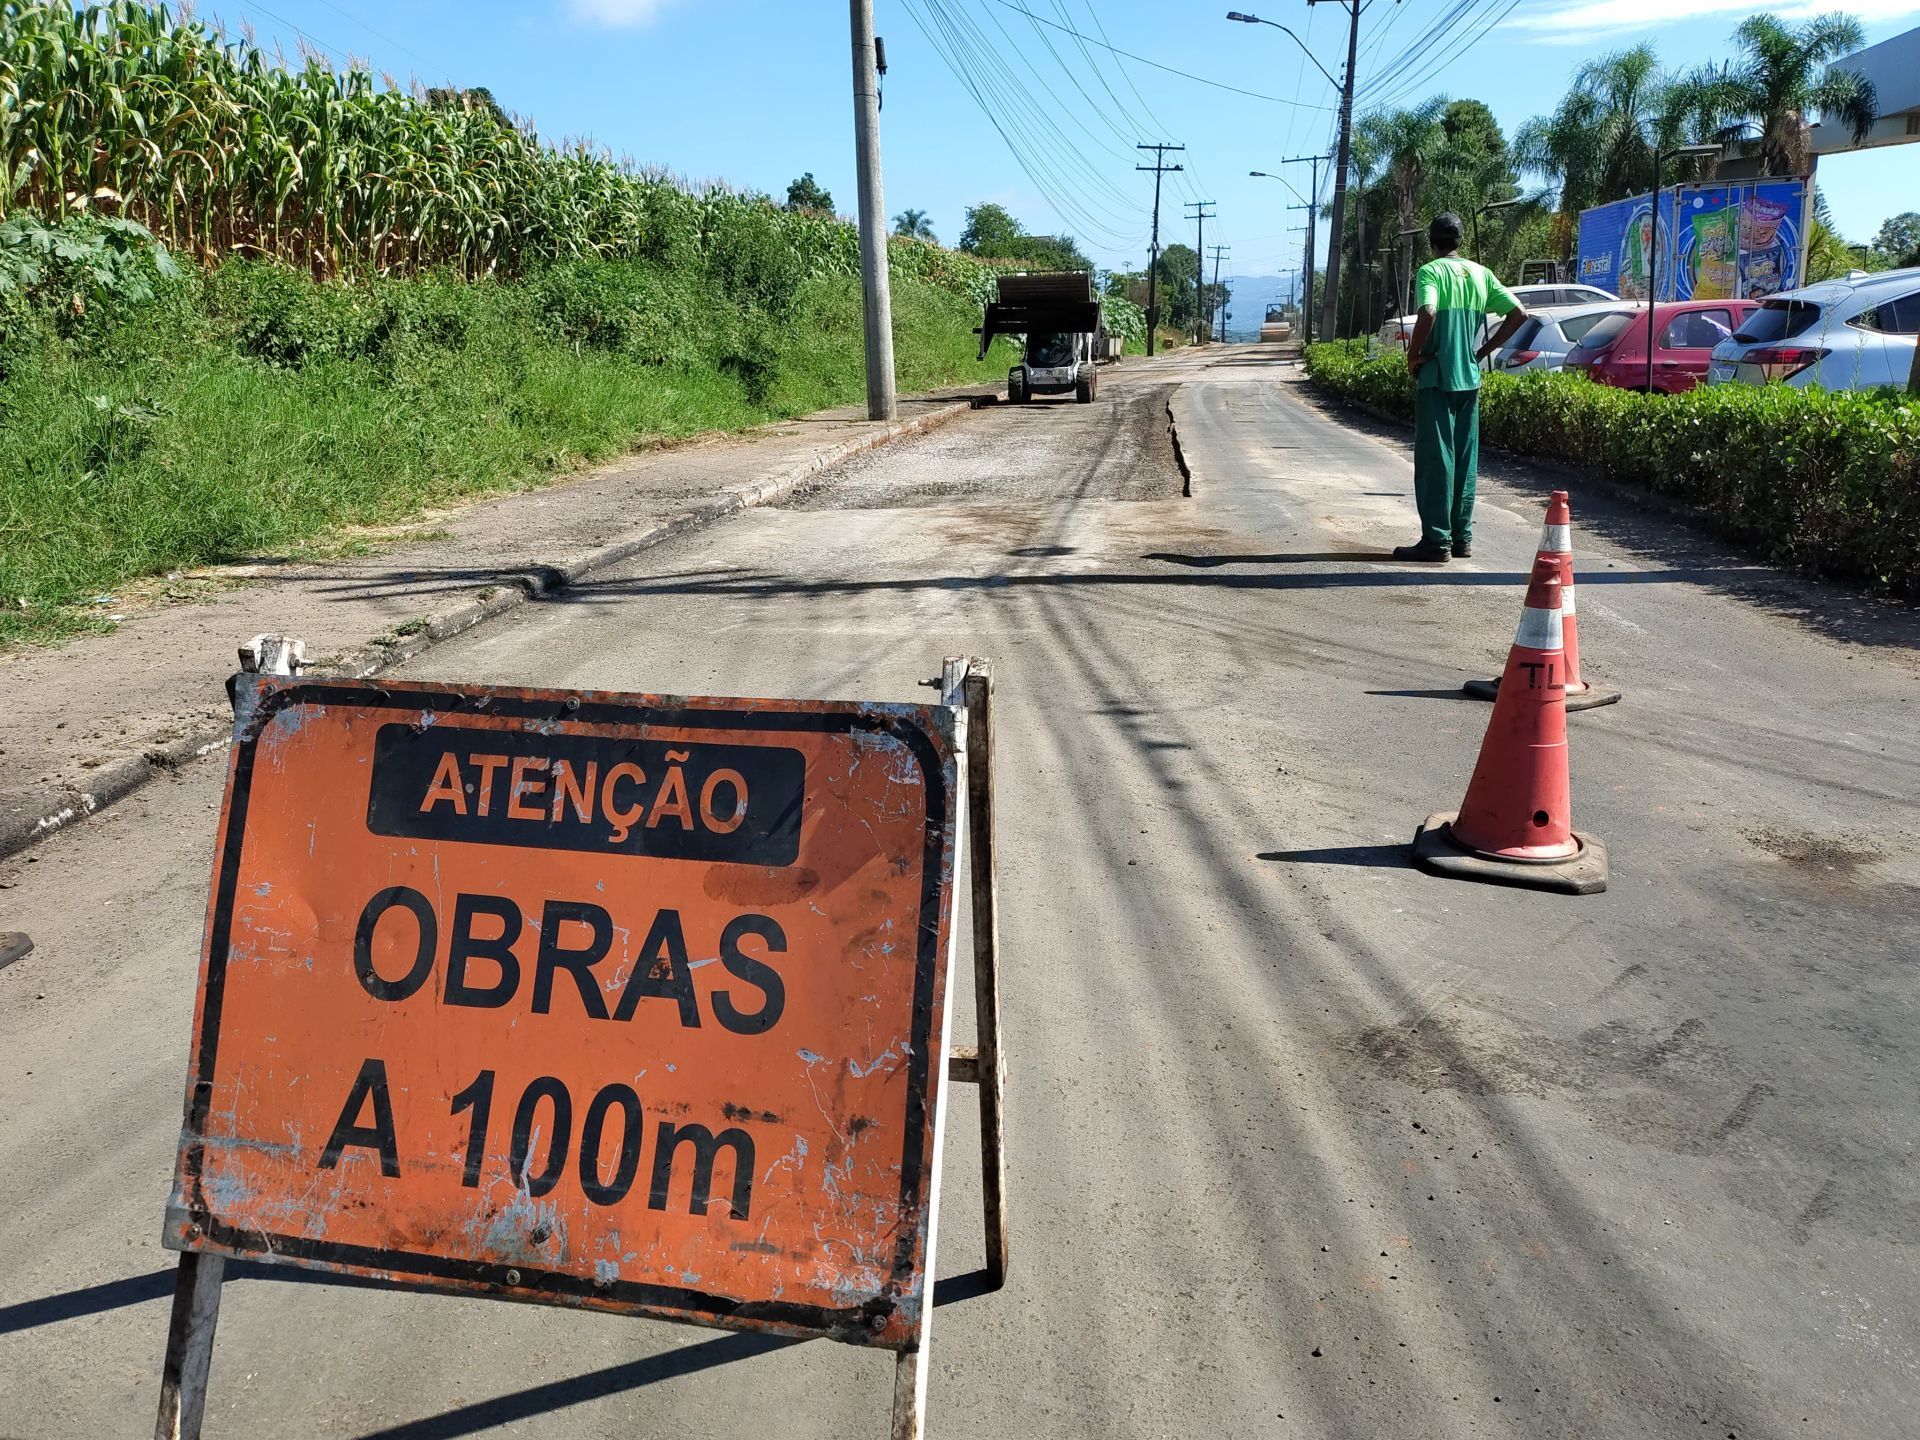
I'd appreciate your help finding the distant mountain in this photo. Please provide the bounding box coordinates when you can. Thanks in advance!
[1219,274,1302,342]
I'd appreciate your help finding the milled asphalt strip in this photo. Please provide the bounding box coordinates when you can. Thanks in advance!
[0,398,978,861]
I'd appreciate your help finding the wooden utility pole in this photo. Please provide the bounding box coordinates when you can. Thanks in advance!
[1137,143,1184,356]
[849,0,895,419]
[1186,201,1216,345]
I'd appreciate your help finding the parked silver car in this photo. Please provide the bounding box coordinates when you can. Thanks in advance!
[1379,282,1620,350]
[1708,267,1920,390]
[1487,301,1633,373]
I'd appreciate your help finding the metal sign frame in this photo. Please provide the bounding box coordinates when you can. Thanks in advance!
[154,643,1009,1440]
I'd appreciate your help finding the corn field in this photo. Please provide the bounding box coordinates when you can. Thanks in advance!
[0,0,871,281]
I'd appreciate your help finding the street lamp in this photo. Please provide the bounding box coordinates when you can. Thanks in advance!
[1253,169,1315,343]
[1252,156,1332,342]
[1647,143,1720,394]
[1229,10,1354,344]
[1226,13,1342,91]
[1472,197,1519,262]
[1249,169,1309,204]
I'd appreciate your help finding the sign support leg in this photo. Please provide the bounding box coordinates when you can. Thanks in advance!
[938,658,1011,1287]
[154,1251,225,1440]
[889,1346,929,1440]
[959,659,1009,1289]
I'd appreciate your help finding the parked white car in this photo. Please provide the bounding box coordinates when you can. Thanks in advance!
[1487,301,1634,373]
[1379,281,1620,349]
[1708,267,1920,390]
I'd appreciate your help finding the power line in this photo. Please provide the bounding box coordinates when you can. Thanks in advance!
[1366,0,1526,111]
[1357,0,1482,100]
[903,0,1148,247]
[973,0,1140,168]
[927,0,1147,228]
[303,0,448,77]
[979,0,1334,109]
[228,0,354,67]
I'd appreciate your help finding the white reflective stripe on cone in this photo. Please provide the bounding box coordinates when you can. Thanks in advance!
[1562,583,1577,615]
[1515,604,1564,652]
[1537,523,1572,553]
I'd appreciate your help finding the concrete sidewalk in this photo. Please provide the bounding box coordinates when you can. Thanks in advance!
[0,388,989,858]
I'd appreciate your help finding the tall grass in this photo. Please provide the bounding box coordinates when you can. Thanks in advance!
[0,1,1140,648]
[0,258,1014,647]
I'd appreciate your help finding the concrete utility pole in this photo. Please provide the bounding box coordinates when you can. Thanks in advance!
[1137,143,1184,356]
[1311,0,1368,343]
[1209,244,1230,341]
[1185,202,1215,345]
[849,0,895,419]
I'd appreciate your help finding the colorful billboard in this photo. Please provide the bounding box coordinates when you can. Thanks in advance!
[1577,178,1808,301]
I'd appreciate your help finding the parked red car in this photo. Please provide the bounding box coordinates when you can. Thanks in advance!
[1563,300,1759,393]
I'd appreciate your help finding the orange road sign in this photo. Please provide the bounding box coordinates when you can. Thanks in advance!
[164,677,962,1351]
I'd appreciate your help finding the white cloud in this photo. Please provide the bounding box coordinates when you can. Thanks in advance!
[567,0,689,28]
[1511,0,1920,42]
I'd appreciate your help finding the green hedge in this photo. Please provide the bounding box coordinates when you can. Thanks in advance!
[1303,342,1920,598]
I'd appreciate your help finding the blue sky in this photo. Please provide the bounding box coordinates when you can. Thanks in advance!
[219,1,1920,290]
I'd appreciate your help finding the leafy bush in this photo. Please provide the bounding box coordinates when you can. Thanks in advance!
[0,215,181,361]
[1303,342,1920,597]
[525,260,700,364]
[207,263,384,367]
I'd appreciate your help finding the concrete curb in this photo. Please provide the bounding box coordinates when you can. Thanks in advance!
[0,398,978,862]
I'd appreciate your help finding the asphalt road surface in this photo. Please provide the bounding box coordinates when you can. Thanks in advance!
[2,349,1916,1438]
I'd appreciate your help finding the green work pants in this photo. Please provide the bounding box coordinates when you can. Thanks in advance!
[1413,386,1480,550]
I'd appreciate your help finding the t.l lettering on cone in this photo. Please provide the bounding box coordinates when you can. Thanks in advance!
[1463,490,1621,711]
[1417,555,1609,894]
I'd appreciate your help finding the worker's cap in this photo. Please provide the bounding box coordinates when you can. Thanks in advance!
[1429,212,1463,250]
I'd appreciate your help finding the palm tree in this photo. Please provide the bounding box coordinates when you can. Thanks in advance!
[1677,13,1877,176]
[1515,45,1697,220]
[1361,98,1450,241]
[892,208,935,242]
[1357,98,1448,309]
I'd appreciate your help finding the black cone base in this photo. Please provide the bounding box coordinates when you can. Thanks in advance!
[1412,812,1609,895]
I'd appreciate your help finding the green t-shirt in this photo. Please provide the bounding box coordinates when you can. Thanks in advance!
[1414,256,1518,391]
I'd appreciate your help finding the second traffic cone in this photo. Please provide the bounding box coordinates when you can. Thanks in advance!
[1463,490,1621,711]
[1416,554,1608,894]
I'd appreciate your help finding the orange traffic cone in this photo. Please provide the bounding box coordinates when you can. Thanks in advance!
[1416,555,1609,894]
[1463,491,1621,711]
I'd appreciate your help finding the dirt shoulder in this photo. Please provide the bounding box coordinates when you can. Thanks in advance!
[0,388,989,858]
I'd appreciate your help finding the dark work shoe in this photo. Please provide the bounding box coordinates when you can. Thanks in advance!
[1452,540,1473,558]
[1392,541,1450,563]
